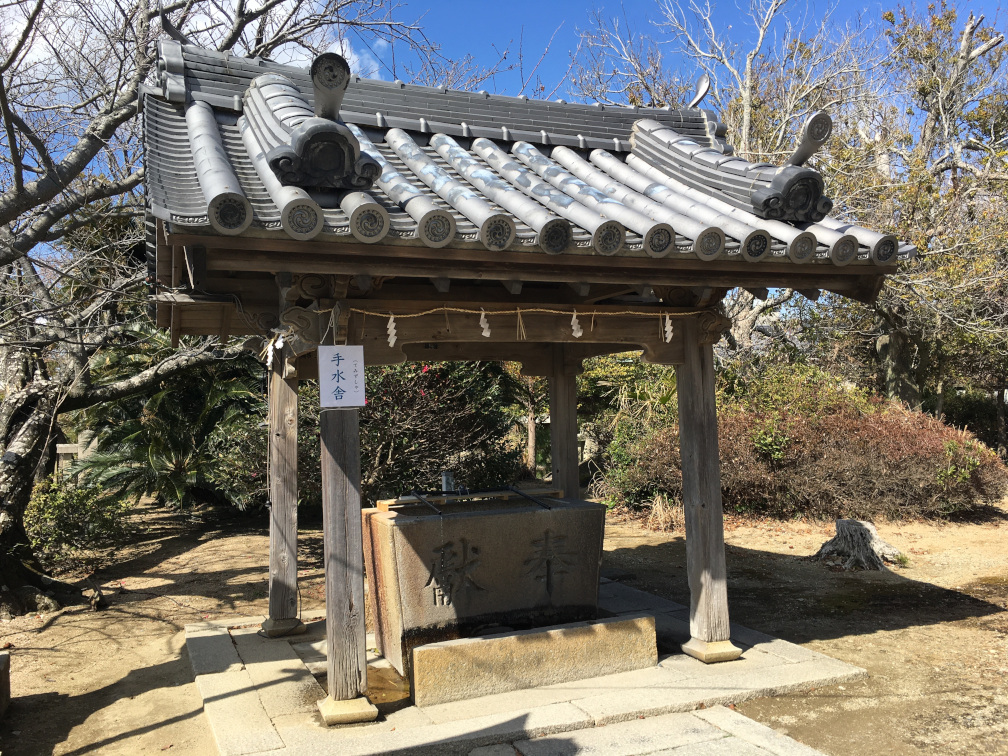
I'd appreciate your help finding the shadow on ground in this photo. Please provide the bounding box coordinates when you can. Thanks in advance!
[2,504,1005,755]
[604,538,1007,645]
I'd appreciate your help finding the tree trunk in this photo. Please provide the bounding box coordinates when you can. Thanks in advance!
[934,378,945,419]
[0,382,76,617]
[0,347,232,615]
[814,519,903,571]
[526,407,537,475]
[996,382,1006,459]
[876,326,921,409]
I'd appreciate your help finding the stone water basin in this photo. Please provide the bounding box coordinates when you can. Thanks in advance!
[363,496,606,677]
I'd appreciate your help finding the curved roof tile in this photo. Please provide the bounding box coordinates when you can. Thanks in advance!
[143,43,914,277]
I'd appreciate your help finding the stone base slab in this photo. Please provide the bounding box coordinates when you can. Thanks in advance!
[261,618,307,638]
[410,614,657,707]
[186,588,860,755]
[682,637,743,663]
[317,695,379,726]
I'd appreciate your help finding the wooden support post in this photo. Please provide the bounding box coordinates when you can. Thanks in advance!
[549,346,580,500]
[317,405,377,724]
[262,346,304,638]
[676,318,741,663]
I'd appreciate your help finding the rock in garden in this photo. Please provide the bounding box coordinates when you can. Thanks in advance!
[18,586,60,614]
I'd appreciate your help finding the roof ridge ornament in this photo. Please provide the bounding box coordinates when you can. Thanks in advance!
[241,55,379,191]
[311,53,351,120]
[785,111,833,167]
[630,118,832,223]
[687,74,710,109]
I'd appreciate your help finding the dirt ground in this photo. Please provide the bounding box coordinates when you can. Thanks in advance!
[1,503,1006,755]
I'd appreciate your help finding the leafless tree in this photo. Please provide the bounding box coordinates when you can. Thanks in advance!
[0,0,437,606]
[569,0,882,354]
[569,8,692,107]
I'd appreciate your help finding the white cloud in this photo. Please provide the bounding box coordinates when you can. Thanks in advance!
[331,36,385,80]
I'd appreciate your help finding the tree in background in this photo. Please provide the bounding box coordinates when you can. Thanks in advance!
[783,4,1008,445]
[863,5,1007,413]
[0,0,438,596]
[571,0,876,355]
[569,1,1008,446]
[499,364,549,476]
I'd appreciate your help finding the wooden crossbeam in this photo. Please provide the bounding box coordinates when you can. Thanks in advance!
[343,300,688,366]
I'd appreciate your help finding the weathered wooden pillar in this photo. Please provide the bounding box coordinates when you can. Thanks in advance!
[549,345,581,500]
[676,317,741,663]
[317,405,377,724]
[262,345,304,637]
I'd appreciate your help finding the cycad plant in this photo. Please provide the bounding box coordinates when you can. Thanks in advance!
[74,359,261,511]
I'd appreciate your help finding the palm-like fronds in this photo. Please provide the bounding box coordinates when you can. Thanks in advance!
[73,359,261,510]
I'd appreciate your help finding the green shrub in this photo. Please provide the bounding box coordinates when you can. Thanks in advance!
[594,365,1008,521]
[294,362,524,507]
[25,474,131,567]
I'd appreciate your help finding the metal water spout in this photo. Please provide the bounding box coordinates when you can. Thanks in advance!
[310,53,352,120]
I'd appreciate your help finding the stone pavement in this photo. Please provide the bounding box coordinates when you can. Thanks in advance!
[184,581,865,755]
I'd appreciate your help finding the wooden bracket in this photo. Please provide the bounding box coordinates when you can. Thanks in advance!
[798,288,821,302]
[697,310,732,345]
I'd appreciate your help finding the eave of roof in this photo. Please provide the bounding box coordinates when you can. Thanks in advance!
[143,42,914,312]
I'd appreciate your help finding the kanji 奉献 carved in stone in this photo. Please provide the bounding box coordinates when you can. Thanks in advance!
[423,539,485,606]
[524,529,576,597]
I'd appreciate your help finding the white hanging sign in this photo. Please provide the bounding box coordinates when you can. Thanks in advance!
[318,345,365,408]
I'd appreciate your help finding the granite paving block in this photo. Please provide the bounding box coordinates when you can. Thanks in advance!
[653,736,776,755]
[652,612,690,650]
[573,657,864,726]
[677,658,864,696]
[513,711,725,756]
[597,583,686,614]
[469,745,519,756]
[749,638,831,665]
[420,664,685,726]
[693,705,825,756]
[231,627,326,719]
[547,663,690,696]
[421,684,589,725]
[335,702,594,756]
[195,669,284,755]
[728,623,777,648]
[290,638,326,666]
[412,615,657,707]
[573,681,737,725]
[659,646,787,678]
[185,622,243,676]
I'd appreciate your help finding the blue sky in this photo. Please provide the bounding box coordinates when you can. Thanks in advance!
[344,0,1005,97]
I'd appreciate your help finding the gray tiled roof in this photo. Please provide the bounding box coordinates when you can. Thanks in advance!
[143,42,913,269]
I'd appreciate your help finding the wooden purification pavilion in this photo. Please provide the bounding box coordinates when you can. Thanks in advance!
[141,42,910,721]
